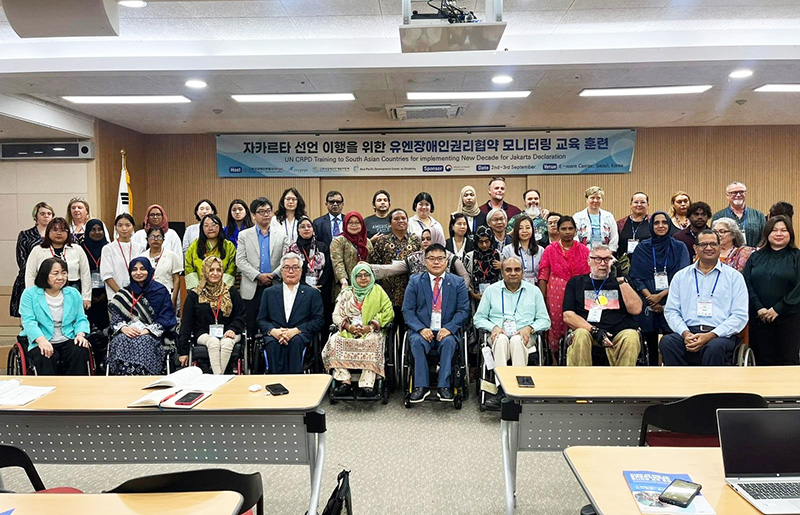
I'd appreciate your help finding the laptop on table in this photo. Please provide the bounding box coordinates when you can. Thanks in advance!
[718,408,800,514]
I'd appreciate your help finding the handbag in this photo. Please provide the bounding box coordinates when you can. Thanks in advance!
[321,469,352,515]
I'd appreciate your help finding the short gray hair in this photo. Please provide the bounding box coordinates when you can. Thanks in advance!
[726,181,746,191]
[712,217,745,247]
[501,255,522,268]
[589,244,612,256]
[281,252,302,267]
[487,208,507,224]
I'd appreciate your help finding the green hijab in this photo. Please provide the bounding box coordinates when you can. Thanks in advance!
[350,262,375,301]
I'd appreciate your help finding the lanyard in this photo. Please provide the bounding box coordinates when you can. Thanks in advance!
[211,295,223,323]
[518,247,531,272]
[82,244,101,268]
[130,291,144,317]
[393,234,404,258]
[501,287,523,317]
[49,246,65,258]
[590,276,608,302]
[353,297,364,311]
[630,216,643,240]
[476,258,491,280]
[652,245,671,274]
[300,247,315,270]
[284,219,296,239]
[417,220,427,231]
[117,240,131,268]
[693,267,721,298]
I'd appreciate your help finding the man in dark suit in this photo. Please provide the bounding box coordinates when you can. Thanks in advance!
[311,190,345,246]
[257,252,324,373]
[402,243,470,402]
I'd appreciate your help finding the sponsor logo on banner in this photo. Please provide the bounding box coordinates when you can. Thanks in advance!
[422,165,444,172]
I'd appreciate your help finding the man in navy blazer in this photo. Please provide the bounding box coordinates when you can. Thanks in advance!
[311,190,345,246]
[402,243,470,402]
[258,253,324,373]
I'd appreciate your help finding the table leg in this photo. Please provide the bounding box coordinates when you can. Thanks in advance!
[307,431,326,515]
[501,419,519,515]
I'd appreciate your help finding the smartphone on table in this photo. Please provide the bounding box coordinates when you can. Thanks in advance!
[659,479,702,508]
[266,383,289,396]
[174,391,204,406]
[516,376,535,388]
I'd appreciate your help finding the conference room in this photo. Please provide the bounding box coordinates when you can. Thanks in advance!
[2,1,800,514]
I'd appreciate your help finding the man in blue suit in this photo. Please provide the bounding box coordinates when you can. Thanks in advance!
[258,253,325,373]
[402,243,470,402]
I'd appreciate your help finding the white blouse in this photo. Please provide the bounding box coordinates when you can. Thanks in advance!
[25,245,92,301]
[132,228,184,268]
[138,248,183,294]
[100,240,144,299]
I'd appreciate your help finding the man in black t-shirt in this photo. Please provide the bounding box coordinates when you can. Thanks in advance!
[563,245,642,366]
[365,190,392,241]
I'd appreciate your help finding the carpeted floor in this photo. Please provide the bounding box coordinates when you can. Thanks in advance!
[1,393,589,514]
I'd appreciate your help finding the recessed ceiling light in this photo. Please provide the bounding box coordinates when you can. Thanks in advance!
[52,147,66,151]
[18,152,28,155]
[33,151,43,154]
[407,91,530,100]
[185,79,207,89]
[579,85,713,97]
[492,75,513,85]
[231,93,355,102]
[62,95,191,104]
[118,1,147,7]
[754,84,800,92]
[729,69,753,79]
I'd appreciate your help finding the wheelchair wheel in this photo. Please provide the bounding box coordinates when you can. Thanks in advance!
[454,396,462,410]
[7,342,29,376]
[381,383,389,405]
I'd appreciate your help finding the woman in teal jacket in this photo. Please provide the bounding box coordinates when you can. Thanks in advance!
[19,257,91,375]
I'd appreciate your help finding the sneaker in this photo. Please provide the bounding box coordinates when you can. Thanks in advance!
[438,387,454,401]
[333,383,353,396]
[409,387,429,403]
[484,393,501,410]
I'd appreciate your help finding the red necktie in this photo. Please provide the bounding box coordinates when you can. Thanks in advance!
[433,277,442,312]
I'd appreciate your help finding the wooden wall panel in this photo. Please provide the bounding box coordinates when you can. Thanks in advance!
[95,119,147,227]
[95,125,800,230]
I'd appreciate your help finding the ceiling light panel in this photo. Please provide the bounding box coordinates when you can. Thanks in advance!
[754,84,800,92]
[407,91,530,100]
[579,85,713,97]
[62,95,190,104]
[232,93,355,102]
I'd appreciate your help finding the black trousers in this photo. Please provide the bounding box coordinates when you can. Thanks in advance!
[245,285,267,338]
[28,340,90,375]
[749,313,800,366]
[264,335,309,374]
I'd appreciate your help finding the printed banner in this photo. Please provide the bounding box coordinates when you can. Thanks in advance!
[216,129,636,178]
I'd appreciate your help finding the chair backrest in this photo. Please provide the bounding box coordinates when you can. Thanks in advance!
[639,393,768,445]
[0,444,46,491]
[106,468,263,515]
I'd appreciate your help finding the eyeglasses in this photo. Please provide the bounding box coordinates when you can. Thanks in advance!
[714,229,730,235]
[355,272,371,279]
[695,242,719,248]
[589,256,613,264]
[148,235,164,241]
[283,265,301,272]
[255,209,273,215]
[727,190,747,196]
[327,199,343,205]
[425,256,446,263]
[148,212,163,218]
[284,197,297,202]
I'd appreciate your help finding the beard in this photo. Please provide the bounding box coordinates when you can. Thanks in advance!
[525,206,541,218]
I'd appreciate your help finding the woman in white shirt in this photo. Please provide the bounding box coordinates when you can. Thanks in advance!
[271,188,306,244]
[502,215,545,285]
[100,214,144,300]
[25,217,92,308]
[131,204,183,265]
[408,192,445,243]
[572,186,619,252]
[138,226,182,308]
[182,199,217,253]
[445,213,473,260]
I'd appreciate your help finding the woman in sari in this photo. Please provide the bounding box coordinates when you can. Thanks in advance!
[323,263,394,397]
[107,257,177,375]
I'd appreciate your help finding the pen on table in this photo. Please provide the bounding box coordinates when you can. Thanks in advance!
[160,392,178,404]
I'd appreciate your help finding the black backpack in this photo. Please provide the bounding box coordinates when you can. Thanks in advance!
[322,469,352,515]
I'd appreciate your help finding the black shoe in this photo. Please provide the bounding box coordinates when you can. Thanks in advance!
[359,387,376,398]
[484,393,501,410]
[333,383,353,396]
[438,387,454,401]
[410,387,430,403]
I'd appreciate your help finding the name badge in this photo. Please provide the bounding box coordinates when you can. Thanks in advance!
[305,275,317,287]
[209,324,224,338]
[654,272,669,291]
[627,239,639,254]
[91,271,103,289]
[503,318,518,336]
[588,305,603,323]
[697,300,713,318]
[351,315,363,327]
[523,276,537,285]
[479,283,489,294]
[431,311,442,331]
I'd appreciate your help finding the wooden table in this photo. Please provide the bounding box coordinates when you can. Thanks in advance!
[0,491,243,515]
[495,366,800,514]
[564,446,761,515]
[0,374,331,515]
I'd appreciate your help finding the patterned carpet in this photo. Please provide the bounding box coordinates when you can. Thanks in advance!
[1,393,589,514]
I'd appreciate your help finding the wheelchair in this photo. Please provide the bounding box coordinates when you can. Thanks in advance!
[400,326,469,410]
[475,329,545,412]
[559,328,649,366]
[258,330,323,374]
[7,336,96,376]
[325,323,393,405]
[188,330,249,374]
[105,327,178,376]
[733,340,756,366]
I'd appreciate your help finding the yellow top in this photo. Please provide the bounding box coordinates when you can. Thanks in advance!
[496,366,800,400]
[0,491,243,515]
[564,446,760,515]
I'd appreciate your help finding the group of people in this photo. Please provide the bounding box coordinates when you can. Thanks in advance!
[11,179,800,406]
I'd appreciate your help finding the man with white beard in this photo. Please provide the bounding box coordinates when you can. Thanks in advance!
[507,189,550,246]
[711,181,766,246]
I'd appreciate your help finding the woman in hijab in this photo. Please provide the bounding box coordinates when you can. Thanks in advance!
[462,226,502,304]
[322,262,394,398]
[81,219,110,331]
[179,256,246,374]
[452,185,482,233]
[287,215,329,290]
[630,211,691,366]
[131,204,183,263]
[330,211,373,302]
[107,257,177,375]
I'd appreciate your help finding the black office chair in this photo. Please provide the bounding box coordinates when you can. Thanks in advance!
[638,392,768,447]
[0,444,82,493]
[106,468,264,515]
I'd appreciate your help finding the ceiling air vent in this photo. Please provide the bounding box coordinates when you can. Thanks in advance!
[387,104,466,121]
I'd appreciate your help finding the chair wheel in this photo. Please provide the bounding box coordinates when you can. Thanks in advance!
[478,403,485,412]
[403,395,412,408]
[381,387,389,405]
[454,397,462,409]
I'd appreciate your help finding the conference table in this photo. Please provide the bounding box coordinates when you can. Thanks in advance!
[0,374,331,515]
[0,491,244,515]
[495,366,800,514]
[564,446,761,515]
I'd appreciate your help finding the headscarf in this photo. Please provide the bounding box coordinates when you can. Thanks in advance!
[349,262,375,302]
[294,215,317,257]
[342,211,369,261]
[457,185,481,217]
[195,256,233,317]
[127,256,176,329]
[630,211,689,283]
[81,218,108,270]
[473,226,501,283]
[143,204,169,233]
